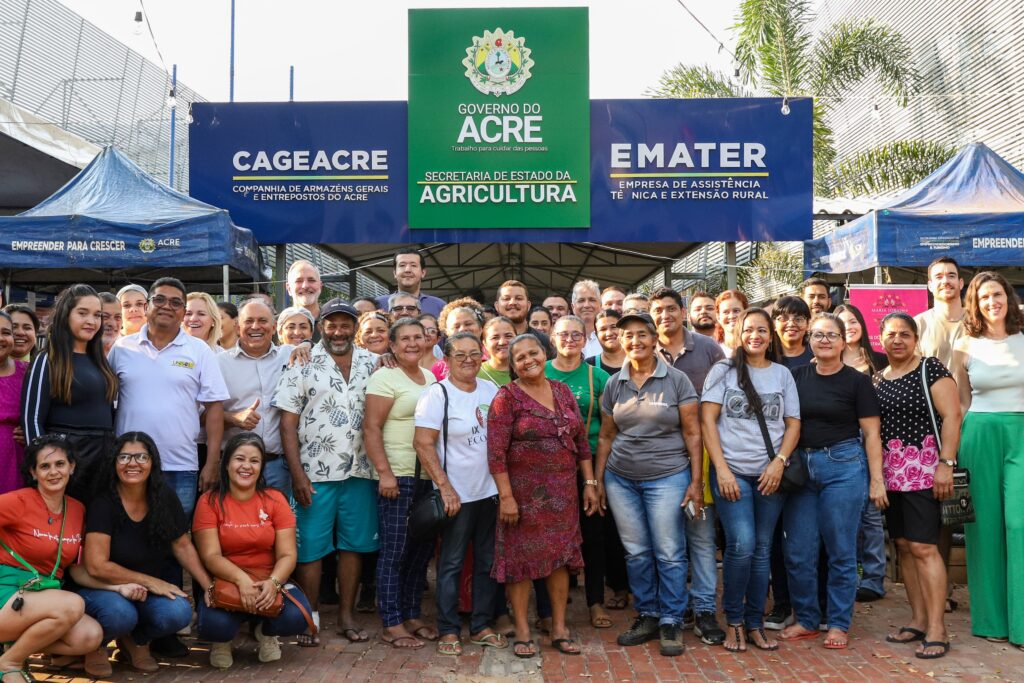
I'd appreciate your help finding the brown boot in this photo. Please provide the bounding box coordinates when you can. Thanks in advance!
[83,647,113,678]
[117,636,160,673]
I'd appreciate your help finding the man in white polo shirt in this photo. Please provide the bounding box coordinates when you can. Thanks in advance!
[218,298,293,493]
[108,277,229,520]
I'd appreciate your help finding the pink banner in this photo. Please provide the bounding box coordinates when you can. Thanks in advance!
[848,286,930,353]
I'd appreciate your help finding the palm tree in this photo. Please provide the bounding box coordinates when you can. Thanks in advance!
[648,0,948,196]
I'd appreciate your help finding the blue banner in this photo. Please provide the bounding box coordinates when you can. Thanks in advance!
[189,99,813,244]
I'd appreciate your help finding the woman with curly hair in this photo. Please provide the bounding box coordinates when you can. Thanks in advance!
[355,311,391,356]
[950,271,1024,649]
[75,432,213,676]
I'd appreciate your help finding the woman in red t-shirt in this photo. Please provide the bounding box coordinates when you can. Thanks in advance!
[193,432,310,670]
[0,436,108,681]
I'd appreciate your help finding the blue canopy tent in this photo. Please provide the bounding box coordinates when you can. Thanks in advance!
[0,146,261,292]
[805,143,1024,274]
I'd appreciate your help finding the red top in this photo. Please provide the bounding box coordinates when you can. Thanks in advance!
[0,488,84,579]
[193,489,295,576]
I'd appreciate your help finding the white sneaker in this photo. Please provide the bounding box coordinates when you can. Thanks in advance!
[209,641,233,669]
[255,623,282,663]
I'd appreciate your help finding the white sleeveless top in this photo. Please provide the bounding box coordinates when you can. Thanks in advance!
[962,332,1024,412]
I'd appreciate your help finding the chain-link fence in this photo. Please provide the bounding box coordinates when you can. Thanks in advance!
[0,0,201,191]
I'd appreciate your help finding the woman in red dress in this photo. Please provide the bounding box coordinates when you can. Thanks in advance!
[488,334,599,659]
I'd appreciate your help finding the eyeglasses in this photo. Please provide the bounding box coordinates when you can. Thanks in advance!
[554,331,585,341]
[149,295,185,310]
[775,315,808,325]
[450,351,483,363]
[422,327,438,335]
[391,305,419,314]
[116,452,152,465]
[809,331,842,342]
[100,313,123,322]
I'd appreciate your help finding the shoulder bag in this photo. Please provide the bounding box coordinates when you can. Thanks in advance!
[753,400,807,492]
[210,570,317,634]
[920,358,975,525]
[408,383,454,540]
[0,496,67,593]
[584,363,595,437]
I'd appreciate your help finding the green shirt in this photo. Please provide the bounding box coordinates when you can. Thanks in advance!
[478,363,511,387]
[545,360,610,454]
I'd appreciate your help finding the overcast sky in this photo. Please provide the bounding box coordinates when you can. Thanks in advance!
[57,0,740,102]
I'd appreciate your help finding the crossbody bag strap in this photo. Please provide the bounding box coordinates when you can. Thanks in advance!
[415,383,450,481]
[584,363,595,437]
[753,405,777,462]
[282,586,318,635]
[920,358,942,450]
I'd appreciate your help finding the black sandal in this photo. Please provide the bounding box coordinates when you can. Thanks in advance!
[512,640,536,659]
[747,627,779,651]
[551,638,581,655]
[723,624,746,652]
[886,627,926,643]
[916,640,950,659]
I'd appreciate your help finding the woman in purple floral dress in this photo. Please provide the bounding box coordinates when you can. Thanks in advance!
[874,313,961,660]
[488,334,599,659]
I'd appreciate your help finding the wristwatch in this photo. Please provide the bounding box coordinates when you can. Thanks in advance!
[774,453,790,465]
[583,479,599,486]
[940,459,956,467]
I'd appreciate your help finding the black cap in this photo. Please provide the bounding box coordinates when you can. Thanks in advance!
[616,311,656,329]
[318,298,359,323]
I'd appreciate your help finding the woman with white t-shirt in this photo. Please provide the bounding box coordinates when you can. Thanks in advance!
[413,332,507,656]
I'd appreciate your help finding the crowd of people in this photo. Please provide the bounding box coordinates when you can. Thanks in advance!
[0,250,1022,680]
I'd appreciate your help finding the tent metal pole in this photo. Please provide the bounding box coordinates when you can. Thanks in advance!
[223,264,230,300]
[274,244,287,308]
[725,242,738,290]
[874,266,883,285]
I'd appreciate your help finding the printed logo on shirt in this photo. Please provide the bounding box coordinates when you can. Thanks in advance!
[475,404,489,427]
[171,360,195,369]
[32,528,83,544]
[724,388,783,421]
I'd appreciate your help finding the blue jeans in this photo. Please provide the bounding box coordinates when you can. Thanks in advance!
[436,497,500,636]
[783,438,867,632]
[857,497,887,596]
[197,584,312,641]
[685,502,718,614]
[263,457,292,495]
[711,470,784,628]
[78,589,193,644]
[605,468,690,626]
[163,470,198,521]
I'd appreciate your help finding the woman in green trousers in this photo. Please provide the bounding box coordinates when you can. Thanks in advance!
[950,271,1024,649]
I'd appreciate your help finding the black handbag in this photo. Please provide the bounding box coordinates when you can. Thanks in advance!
[753,406,807,492]
[920,359,975,525]
[407,384,454,540]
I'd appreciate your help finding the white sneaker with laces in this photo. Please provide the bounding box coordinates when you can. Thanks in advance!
[255,623,282,663]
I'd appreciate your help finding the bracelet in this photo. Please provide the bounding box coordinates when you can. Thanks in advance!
[583,479,599,486]
[268,576,283,592]
[774,453,789,464]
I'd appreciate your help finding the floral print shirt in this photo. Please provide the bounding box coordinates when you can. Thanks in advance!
[873,357,952,492]
[272,343,379,482]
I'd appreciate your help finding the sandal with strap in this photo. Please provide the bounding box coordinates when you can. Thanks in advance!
[916,640,950,659]
[747,627,779,651]
[512,640,536,659]
[0,671,33,682]
[551,638,581,655]
[436,639,462,656]
[886,627,926,644]
[723,624,746,653]
[470,632,508,649]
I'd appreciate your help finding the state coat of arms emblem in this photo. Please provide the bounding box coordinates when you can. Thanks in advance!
[462,28,533,97]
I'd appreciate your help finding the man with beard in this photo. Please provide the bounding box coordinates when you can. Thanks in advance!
[99,292,122,354]
[649,286,726,646]
[287,259,324,320]
[218,299,294,492]
[688,292,717,337]
[800,277,833,316]
[274,299,381,647]
[543,294,570,323]
[496,279,554,358]
[375,249,446,317]
[572,279,604,359]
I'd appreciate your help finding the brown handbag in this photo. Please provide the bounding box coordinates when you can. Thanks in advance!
[209,572,318,635]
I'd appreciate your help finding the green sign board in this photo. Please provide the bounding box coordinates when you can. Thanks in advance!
[408,7,590,229]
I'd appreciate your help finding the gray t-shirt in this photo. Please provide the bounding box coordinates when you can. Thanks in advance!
[701,360,801,477]
[602,358,699,481]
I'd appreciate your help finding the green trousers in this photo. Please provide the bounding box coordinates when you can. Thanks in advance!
[960,411,1024,643]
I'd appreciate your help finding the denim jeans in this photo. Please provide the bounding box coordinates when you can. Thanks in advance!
[685,502,718,614]
[78,589,193,644]
[262,457,293,495]
[857,497,887,596]
[605,468,690,626]
[711,470,784,628]
[196,584,312,640]
[436,497,500,636]
[782,438,867,632]
[163,470,198,521]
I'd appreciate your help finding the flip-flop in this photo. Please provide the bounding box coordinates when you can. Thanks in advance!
[381,635,424,649]
[411,626,438,641]
[605,594,628,610]
[590,610,613,629]
[915,640,950,659]
[823,635,848,650]
[436,639,462,656]
[945,598,958,613]
[747,627,779,651]
[723,624,747,653]
[551,638,581,655]
[512,640,536,659]
[778,629,819,642]
[296,632,320,648]
[470,632,508,648]
[0,671,34,683]
[886,627,926,643]
[338,627,369,642]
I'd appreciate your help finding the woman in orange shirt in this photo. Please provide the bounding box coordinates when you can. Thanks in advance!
[0,436,104,681]
[193,432,310,670]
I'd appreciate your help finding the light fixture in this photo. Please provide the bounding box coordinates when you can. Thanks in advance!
[133,10,143,36]
[166,88,177,109]
[186,104,194,124]
[780,97,790,116]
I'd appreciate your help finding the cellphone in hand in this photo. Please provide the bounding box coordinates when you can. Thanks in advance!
[684,500,697,520]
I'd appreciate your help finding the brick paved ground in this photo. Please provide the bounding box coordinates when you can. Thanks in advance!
[23,581,1024,682]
